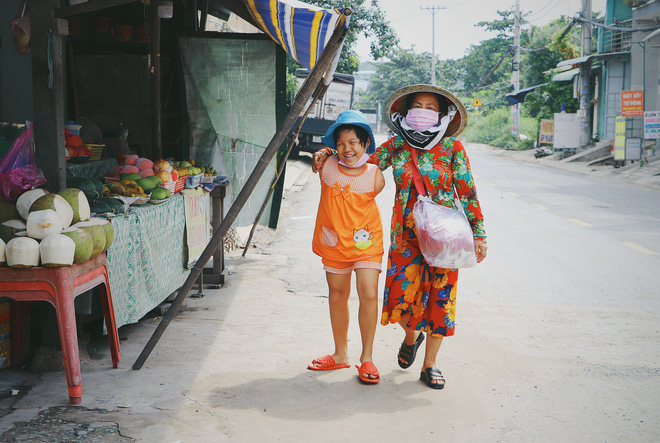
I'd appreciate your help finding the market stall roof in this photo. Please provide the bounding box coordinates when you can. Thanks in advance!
[240,0,350,70]
[505,83,549,105]
[556,51,631,68]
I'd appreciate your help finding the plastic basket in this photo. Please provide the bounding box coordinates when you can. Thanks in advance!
[86,144,105,161]
[161,180,176,193]
[174,176,185,193]
[185,173,203,188]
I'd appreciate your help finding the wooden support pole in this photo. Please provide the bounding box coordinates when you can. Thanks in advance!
[31,0,66,193]
[150,3,162,160]
[133,17,351,370]
[242,80,330,256]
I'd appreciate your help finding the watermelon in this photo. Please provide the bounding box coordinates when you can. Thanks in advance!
[99,197,125,214]
[88,199,113,215]
[67,177,99,199]
[88,178,105,199]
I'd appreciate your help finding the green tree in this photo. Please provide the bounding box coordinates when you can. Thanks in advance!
[301,0,399,74]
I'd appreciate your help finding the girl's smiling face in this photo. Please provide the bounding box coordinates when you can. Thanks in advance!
[335,128,369,167]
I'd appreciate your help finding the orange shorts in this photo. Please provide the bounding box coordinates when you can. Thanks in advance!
[322,256,382,274]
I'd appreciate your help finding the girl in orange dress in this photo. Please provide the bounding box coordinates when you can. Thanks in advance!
[307,110,385,384]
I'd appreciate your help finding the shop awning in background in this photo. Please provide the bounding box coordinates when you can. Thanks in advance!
[506,83,549,105]
[244,0,350,70]
[552,68,580,82]
[556,51,631,68]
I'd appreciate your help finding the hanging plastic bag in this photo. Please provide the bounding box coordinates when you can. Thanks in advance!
[0,122,47,203]
[9,0,31,55]
[412,195,477,269]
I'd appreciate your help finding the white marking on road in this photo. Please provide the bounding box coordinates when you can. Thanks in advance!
[567,218,593,227]
[290,216,313,220]
[621,242,658,255]
[506,192,519,197]
[532,204,548,210]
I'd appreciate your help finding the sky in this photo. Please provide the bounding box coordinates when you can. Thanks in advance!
[355,0,607,62]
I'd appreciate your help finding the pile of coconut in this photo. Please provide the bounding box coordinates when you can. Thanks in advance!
[0,188,114,268]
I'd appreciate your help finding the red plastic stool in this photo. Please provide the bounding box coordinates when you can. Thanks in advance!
[0,252,120,404]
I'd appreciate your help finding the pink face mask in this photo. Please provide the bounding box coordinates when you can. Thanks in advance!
[405,108,439,132]
[339,153,370,169]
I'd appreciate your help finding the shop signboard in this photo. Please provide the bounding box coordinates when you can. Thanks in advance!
[182,189,210,267]
[625,137,642,161]
[539,119,554,145]
[621,90,644,117]
[614,116,626,161]
[644,111,660,139]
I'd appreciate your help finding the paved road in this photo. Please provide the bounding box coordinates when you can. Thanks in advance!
[1,141,659,442]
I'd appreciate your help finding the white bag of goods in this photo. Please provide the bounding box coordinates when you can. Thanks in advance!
[61,227,94,263]
[58,188,91,224]
[6,237,40,268]
[40,234,76,267]
[26,209,64,240]
[29,194,74,228]
[16,188,50,220]
[72,221,106,258]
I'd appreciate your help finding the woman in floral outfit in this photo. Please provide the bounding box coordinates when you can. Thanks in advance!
[314,85,487,389]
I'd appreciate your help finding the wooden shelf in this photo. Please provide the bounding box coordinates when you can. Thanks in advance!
[55,0,149,18]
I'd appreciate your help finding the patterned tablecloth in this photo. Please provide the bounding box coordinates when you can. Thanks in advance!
[106,195,190,328]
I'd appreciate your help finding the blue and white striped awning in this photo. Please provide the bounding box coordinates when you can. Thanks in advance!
[244,0,350,70]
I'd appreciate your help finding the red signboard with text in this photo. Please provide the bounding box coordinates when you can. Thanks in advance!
[621,90,644,117]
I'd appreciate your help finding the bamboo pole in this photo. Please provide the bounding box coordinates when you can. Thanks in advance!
[242,80,330,256]
[133,18,350,370]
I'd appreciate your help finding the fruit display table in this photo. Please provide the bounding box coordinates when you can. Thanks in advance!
[106,195,191,327]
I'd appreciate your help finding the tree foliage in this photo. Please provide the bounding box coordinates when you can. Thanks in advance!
[301,0,399,74]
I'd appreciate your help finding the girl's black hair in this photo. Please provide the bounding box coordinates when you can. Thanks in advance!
[333,124,370,146]
[404,92,448,114]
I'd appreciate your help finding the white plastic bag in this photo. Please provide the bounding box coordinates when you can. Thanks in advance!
[412,195,477,269]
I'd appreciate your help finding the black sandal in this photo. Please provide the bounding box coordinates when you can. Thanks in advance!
[397,332,424,369]
[420,367,445,389]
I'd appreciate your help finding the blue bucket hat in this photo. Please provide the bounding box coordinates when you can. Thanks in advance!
[321,110,376,154]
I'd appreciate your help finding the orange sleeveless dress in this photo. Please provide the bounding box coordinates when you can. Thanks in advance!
[312,156,384,269]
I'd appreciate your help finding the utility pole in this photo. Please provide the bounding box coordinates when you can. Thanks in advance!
[421,5,446,85]
[511,0,521,136]
[579,0,593,148]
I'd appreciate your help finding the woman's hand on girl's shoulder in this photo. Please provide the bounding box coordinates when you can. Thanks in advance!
[312,150,330,173]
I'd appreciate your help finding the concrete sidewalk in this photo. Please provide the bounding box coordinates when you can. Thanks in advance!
[478,143,660,191]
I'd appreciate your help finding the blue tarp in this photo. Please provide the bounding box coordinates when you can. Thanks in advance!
[244,0,350,70]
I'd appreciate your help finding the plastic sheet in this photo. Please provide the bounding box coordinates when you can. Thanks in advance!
[0,122,47,203]
[413,195,477,269]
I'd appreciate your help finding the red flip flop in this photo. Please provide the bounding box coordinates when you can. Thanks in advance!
[356,361,380,384]
[308,355,351,371]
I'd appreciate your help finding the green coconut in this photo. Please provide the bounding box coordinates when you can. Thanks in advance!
[87,217,114,252]
[0,237,6,266]
[72,221,106,258]
[40,234,76,267]
[58,188,91,224]
[0,219,26,243]
[16,188,49,220]
[6,237,40,268]
[61,227,94,263]
[29,194,74,228]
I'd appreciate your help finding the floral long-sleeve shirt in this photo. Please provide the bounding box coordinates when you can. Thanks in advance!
[369,135,486,253]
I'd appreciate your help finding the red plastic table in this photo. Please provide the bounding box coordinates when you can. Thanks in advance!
[0,252,120,404]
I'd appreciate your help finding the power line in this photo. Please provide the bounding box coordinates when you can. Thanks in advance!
[421,5,446,85]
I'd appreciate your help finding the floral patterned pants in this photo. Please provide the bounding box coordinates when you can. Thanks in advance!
[381,219,458,337]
